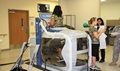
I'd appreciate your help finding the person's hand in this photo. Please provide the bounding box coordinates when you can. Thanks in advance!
[48,22,52,27]
[111,34,116,37]
[47,22,50,27]
[100,28,106,33]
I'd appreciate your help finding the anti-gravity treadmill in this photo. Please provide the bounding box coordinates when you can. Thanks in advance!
[32,18,92,71]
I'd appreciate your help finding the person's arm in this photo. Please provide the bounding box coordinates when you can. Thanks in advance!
[49,17,55,27]
[93,29,106,38]
[112,26,117,32]
[111,26,117,37]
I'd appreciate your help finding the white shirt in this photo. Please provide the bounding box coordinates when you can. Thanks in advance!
[95,26,107,49]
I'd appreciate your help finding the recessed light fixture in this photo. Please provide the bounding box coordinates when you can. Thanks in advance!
[101,0,106,2]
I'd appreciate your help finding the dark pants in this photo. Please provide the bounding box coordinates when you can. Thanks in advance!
[96,47,99,61]
[92,44,99,60]
[100,49,105,60]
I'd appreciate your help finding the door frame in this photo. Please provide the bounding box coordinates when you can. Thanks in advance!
[8,9,29,49]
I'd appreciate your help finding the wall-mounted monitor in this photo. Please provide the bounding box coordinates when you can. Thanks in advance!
[37,4,50,13]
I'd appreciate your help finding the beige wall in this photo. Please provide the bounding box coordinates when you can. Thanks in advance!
[0,0,58,50]
[0,0,101,50]
[101,2,120,25]
[59,0,100,30]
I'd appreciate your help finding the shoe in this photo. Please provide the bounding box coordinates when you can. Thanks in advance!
[109,62,117,66]
[56,56,60,60]
[90,65,101,70]
[57,58,64,62]
[99,59,105,63]
[96,59,99,61]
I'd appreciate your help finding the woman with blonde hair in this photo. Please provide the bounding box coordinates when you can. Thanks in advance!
[88,17,106,70]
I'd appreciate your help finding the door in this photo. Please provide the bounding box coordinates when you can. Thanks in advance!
[9,10,29,48]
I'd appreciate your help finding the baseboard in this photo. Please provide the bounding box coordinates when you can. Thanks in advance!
[10,44,22,49]
[0,48,10,52]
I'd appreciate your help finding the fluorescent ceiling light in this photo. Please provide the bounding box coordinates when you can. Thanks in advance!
[101,0,106,2]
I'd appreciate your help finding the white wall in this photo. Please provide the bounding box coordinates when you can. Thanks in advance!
[0,0,58,50]
[101,2,120,25]
[59,0,100,30]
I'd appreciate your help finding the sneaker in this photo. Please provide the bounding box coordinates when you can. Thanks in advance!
[90,65,101,70]
[56,56,60,60]
[109,62,117,66]
[99,59,105,63]
[96,59,99,61]
[57,58,64,62]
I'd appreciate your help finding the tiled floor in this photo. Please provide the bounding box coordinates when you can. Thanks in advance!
[0,45,120,71]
